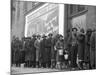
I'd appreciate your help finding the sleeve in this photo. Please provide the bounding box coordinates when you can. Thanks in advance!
[45,39,52,48]
[55,41,60,49]
[34,40,38,49]
[90,33,96,50]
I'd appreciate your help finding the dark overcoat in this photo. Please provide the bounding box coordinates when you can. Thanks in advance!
[84,34,91,63]
[51,37,58,61]
[77,33,85,60]
[45,38,52,62]
[40,39,47,63]
[90,32,96,68]
[25,40,31,62]
[13,39,22,63]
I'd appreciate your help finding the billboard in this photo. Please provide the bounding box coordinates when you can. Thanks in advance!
[71,14,86,32]
[25,3,59,37]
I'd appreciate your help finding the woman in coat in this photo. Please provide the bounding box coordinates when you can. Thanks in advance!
[55,34,64,69]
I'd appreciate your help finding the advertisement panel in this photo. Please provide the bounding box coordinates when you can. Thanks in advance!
[25,3,59,37]
[71,14,86,32]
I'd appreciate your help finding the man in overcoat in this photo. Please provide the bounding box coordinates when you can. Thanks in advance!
[45,33,53,68]
[84,28,92,69]
[90,30,96,69]
[40,35,47,68]
[13,37,22,67]
[30,34,37,67]
[24,37,31,67]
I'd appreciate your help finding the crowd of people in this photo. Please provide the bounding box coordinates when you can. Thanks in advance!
[11,27,96,70]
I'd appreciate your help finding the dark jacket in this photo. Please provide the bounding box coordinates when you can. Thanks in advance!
[51,37,58,60]
[45,38,52,62]
[13,39,22,63]
[77,33,85,60]
[40,39,47,63]
[90,32,96,67]
[84,34,91,62]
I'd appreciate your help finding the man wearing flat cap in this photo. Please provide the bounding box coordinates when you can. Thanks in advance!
[45,33,53,68]
[29,34,37,67]
[40,34,47,68]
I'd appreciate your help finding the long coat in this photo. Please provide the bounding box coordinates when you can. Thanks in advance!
[84,35,91,63]
[77,33,85,60]
[25,38,36,62]
[11,40,15,64]
[25,40,31,62]
[45,38,52,62]
[40,39,47,63]
[51,37,58,61]
[90,32,96,68]
[13,39,22,63]
[34,39,41,62]
[29,38,36,62]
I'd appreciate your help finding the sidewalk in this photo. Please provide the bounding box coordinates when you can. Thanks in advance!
[11,67,60,74]
[11,66,81,74]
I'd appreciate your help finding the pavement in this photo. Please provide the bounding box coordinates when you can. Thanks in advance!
[11,66,80,75]
[11,67,61,75]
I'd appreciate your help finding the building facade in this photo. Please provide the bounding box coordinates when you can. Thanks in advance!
[11,0,43,40]
[25,3,60,37]
[11,1,96,41]
[64,4,96,49]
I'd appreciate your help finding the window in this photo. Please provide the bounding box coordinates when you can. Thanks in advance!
[70,5,77,15]
[77,5,85,12]
[70,5,74,14]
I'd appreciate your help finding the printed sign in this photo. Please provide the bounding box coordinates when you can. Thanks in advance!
[71,14,86,32]
[25,3,59,37]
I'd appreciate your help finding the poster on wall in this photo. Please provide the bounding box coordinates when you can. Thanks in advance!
[71,14,86,32]
[25,3,59,37]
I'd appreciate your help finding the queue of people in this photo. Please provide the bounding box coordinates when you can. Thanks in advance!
[11,27,96,70]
